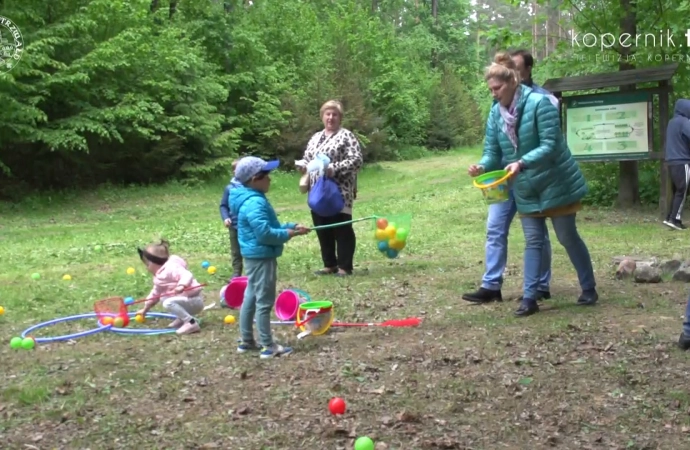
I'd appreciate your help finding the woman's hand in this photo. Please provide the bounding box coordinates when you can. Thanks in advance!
[505,161,522,176]
[468,164,484,177]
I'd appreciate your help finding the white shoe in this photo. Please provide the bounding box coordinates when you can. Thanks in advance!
[176,321,201,335]
[169,318,183,328]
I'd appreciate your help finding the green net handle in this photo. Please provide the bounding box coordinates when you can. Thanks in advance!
[309,215,378,231]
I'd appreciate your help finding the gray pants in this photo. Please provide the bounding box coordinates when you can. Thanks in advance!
[240,258,277,347]
[229,227,243,275]
[162,295,204,321]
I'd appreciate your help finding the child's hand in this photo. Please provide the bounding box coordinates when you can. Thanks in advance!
[224,218,232,227]
[174,285,185,294]
[135,308,147,317]
[295,224,311,235]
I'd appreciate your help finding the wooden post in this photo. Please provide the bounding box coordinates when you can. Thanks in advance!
[658,81,671,218]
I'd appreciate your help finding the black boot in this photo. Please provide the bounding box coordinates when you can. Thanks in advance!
[514,299,539,317]
[577,289,599,306]
[517,290,551,302]
[462,287,502,303]
[678,333,690,350]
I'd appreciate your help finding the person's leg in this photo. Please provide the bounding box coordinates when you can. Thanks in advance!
[462,192,516,303]
[678,292,690,350]
[550,214,598,305]
[665,164,690,230]
[251,258,292,358]
[162,295,204,334]
[537,224,553,297]
[515,216,547,316]
[333,212,356,275]
[666,166,678,222]
[229,227,243,277]
[311,210,338,274]
[170,296,205,335]
[237,258,260,352]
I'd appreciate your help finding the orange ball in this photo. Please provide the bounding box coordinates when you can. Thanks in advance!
[376,218,388,230]
[100,317,114,326]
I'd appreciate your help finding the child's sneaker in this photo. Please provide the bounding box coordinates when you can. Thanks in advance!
[176,320,200,335]
[237,339,259,353]
[169,318,184,328]
[260,343,293,359]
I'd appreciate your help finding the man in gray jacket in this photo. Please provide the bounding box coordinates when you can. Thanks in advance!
[664,99,690,230]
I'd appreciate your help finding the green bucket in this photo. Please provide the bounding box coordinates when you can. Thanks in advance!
[473,170,510,204]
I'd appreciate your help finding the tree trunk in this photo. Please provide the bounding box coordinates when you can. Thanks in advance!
[617,0,640,207]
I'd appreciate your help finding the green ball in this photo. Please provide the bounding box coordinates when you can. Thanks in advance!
[10,337,22,349]
[354,436,374,450]
[31,273,40,280]
[94,245,102,252]
[21,337,35,350]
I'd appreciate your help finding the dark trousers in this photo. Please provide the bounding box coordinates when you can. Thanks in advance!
[311,211,356,273]
[229,227,243,275]
[667,164,690,222]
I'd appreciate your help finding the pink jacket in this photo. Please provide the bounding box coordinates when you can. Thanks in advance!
[146,255,203,301]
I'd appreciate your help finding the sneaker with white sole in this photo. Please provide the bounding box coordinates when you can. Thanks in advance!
[169,318,184,328]
[176,321,200,335]
[664,219,687,230]
[237,338,260,353]
[260,343,293,359]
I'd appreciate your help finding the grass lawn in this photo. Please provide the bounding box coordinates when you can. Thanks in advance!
[2,148,690,449]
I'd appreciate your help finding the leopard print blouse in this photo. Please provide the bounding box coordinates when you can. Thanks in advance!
[303,127,363,215]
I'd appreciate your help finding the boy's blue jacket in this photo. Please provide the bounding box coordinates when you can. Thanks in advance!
[219,178,243,229]
[229,186,296,259]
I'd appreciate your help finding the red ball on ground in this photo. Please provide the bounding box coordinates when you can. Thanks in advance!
[328,397,346,415]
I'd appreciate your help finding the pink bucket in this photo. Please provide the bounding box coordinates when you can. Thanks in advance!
[274,288,311,321]
[222,276,248,309]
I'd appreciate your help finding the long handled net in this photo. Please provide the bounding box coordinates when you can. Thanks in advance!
[310,214,412,259]
[93,284,207,322]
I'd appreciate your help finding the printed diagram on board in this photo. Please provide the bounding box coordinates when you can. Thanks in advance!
[566,96,649,157]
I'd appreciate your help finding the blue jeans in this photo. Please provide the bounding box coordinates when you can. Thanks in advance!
[482,190,552,292]
[520,213,596,301]
[240,258,277,347]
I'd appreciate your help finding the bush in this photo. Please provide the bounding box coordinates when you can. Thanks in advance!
[581,160,660,207]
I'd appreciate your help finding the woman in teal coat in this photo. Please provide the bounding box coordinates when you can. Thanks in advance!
[468,52,598,317]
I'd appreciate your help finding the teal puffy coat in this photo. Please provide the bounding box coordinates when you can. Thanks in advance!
[478,86,587,215]
[229,186,296,259]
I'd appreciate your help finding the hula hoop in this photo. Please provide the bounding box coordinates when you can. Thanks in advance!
[472,170,511,190]
[20,313,112,343]
[109,312,185,335]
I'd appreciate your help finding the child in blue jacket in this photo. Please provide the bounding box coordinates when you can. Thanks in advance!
[219,160,244,284]
[230,156,311,358]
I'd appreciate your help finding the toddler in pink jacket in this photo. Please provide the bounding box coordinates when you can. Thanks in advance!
[136,239,204,335]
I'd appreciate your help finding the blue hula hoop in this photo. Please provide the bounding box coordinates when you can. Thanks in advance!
[108,312,181,335]
[20,313,112,344]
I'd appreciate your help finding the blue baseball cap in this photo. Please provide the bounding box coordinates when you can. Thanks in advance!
[234,156,280,184]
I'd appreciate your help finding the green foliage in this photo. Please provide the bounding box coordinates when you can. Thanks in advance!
[581,160,661,207]
[0,0,485,198]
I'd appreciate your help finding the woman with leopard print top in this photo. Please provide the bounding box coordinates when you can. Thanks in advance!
[298,100,363,277]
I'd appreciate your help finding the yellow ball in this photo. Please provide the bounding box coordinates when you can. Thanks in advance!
[384,225,397,239]
[62,274,72,281]
[374,229,388,240]
[126,267,135,275]
[388,238,406,251]
[207,266,217,275]
[0,306,4,315]
[224,315,236,324]
[113,317,124,327]
[135,314,145,323]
